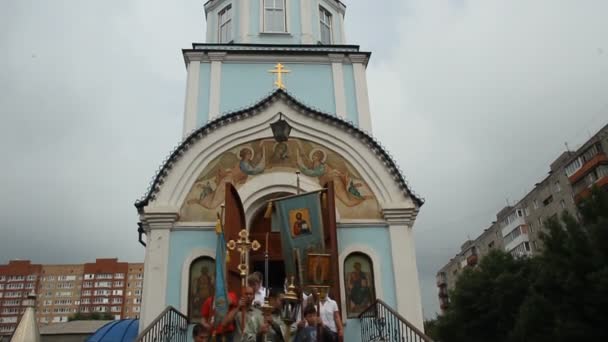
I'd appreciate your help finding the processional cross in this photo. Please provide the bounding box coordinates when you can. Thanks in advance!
[227,229,261,286]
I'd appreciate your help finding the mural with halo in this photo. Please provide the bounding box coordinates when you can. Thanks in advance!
[180,138,381,221]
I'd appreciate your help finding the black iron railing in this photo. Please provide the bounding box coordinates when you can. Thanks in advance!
[136,306,189,342]
[359,299,433,342]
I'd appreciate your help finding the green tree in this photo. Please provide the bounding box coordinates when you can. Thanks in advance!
[69,312,114,321]
[512,187,608,341]
[435,187,608,341]
[435,250,534,342]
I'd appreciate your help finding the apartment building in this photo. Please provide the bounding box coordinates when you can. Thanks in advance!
[0,260,42,335]
[436,222,503,312]
[0,258,143,338]
[123,263,143,319]
[37,264,84,324]
[564,125,608,205]
[80,259,128,320]
[436,123,608,314]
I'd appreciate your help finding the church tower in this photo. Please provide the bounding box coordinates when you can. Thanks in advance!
[182,0,371,135]
[136,1,426,339]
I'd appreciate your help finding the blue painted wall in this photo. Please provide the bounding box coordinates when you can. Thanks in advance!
[197,63,211,127]
[342,64,359,125]
[216,62,335,115]
[338,226,397,341]
[165,230,217,309]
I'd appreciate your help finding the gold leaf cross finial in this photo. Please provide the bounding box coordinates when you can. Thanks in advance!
[268,63,290,89]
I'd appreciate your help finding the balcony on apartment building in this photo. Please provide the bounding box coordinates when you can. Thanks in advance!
[439,297,449,311]
[460,246,478,268]
[501,208,525,238]
[436,272,447,287]
[438,286,448,298]
[566,142,608,202]
[504,224,530,254]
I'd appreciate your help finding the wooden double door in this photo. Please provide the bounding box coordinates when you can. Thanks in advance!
[223,183,341,309]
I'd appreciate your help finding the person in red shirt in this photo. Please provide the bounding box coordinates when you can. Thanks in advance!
[201,291,238,341]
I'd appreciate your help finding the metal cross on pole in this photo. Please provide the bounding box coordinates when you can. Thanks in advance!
[227,229,261,336]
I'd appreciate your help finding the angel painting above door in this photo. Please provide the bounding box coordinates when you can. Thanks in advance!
[180,138,381,221]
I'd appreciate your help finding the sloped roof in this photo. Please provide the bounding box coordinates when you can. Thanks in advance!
[40,320,113,335]
[134,89,424,210]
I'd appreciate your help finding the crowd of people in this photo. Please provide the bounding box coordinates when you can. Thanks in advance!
[192,272,344,342]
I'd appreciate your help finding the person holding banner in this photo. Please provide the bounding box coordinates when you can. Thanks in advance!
[201,291,238,341]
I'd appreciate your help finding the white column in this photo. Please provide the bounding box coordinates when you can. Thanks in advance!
[383,207,424,331]
[330,54,347,119]
[239,0,250,43]
[350,54,372,132]
[338,13,346,44]
[182,60,201,138]
[208,52,226,121]
[138,212,179,333]
[300,0,314,44]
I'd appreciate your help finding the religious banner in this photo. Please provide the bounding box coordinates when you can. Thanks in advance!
[270,191,325,280]
[212,217,229,329]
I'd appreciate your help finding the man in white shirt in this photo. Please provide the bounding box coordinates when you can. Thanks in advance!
[248,272,266,307]
[318,291,343,341]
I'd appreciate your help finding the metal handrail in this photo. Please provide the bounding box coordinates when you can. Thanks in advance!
[136,306,189,342]
[359,299,433,342]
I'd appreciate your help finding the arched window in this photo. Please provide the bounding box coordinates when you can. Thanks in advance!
[344,252,376,318]
[188,256,215,322]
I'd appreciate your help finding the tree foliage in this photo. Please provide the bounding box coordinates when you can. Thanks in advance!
[68,312,114,321]
[434,187,608,342]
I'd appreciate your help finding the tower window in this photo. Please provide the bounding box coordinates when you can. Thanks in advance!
[218,5,232,43]
[264,0,286,32]
[319,6,332,44]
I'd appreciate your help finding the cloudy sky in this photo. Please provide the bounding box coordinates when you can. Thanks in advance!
[1,0,607,318]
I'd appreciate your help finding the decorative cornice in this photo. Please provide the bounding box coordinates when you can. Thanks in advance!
[189,43,364,54]
[140,212,179,230]
[208,52,227,61]
[337,220,389,229]
[382,207,420,226]
[349,54,369,65]
[134,89,424,212]
[328,53,345,63]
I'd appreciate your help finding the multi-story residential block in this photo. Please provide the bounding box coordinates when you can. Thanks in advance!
[436,123,608,314]
[436,222,503,312]
[123,263,144,319]
[0,260,42,335]
[37,264,84,324]
[79,259,128,320]
[0,258,143,338]
[564,125,608,205]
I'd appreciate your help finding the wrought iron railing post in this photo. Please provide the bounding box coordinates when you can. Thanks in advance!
[358,299,433,342]
[136,306,189,342]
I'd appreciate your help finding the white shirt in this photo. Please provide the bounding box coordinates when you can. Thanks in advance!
[319,297,339,333]
[253,286,266,307]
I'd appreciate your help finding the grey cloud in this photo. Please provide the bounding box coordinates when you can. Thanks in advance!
[1,0,607,319]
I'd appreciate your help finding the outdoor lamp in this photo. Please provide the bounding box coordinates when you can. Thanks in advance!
[270,113,292,142]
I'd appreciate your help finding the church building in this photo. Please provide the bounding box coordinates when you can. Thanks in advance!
[135,0,426,339]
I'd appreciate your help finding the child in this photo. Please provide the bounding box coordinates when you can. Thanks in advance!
[294,305,319,342]
[192,323,210,342]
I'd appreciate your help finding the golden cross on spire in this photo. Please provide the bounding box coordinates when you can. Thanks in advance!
[268,63,290,89]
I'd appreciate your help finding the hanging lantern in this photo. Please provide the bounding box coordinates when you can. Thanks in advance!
[270,113,292,142]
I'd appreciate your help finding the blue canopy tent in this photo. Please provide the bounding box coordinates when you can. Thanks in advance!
[86,319,139,342]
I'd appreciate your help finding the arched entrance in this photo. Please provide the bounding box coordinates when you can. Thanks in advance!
[248,192,289,290]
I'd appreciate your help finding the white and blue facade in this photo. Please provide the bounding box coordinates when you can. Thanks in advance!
[136,0,425,338]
